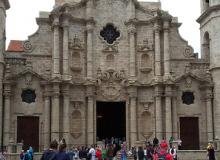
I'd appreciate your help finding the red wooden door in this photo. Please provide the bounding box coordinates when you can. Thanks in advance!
[17,116,39,151]
[180,117,200,150]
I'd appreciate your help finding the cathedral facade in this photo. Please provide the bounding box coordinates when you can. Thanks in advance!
[0,0,219,152]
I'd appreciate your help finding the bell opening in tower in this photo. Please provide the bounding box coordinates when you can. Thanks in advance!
[96,101,126,141]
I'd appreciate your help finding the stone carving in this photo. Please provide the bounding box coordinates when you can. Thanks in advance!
[100,24,120,44]
[70,110,82,139]
[185,76,192,88]
[69,36,84,50]
[183,46,194,58]
[137,38,154,52]
[103,43,118,53]
[96,69,127,100]
[23,41,33,52]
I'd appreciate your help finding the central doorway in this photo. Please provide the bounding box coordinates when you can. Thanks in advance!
[96,102,126,140]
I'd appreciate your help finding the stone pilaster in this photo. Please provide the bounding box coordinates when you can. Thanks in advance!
[163,20,170,77]
[86,86,94,145]
[128,86,137,147]
[62,17,70,80]
[154,85,163,140]
[205,88,213,141]
[52,16,60,78]
[51,83,60,141]
[62,84,70,145]
[86,22,94,80]
[43,91,50,149]
[172,90,178,140]
[154,22,161,77]
[128,24,136,79]
[0,64,3,146]
[165,85,172,140]
[3,82,11,146]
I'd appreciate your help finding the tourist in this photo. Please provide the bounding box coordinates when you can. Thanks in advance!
[53,138,70,160]
[96,146,102,160]
[0,152,6,160]
[88,145,96,160]
[120,144,127,160]
[169,146,177,160]
[102,145,107,160]
[138,146,145,160]
[207,143,215,160]
[106,144,114,160]
[20,150,25,160]
[29,146,34,160]
[169,137,174,148]
[40,140,58,160]
[153,137,159,148]
[24,150,32,160]
[153,141,173,160]
[146,143,153,160]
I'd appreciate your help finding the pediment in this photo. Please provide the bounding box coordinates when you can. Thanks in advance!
[174,72,211,84]
[5,69,48,81]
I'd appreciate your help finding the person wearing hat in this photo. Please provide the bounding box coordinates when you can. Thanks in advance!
[153,141,173,160]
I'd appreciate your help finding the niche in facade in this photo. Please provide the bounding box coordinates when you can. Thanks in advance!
[21,89,36,104]
[70,52,82,71]
[100,24,120,44]
[71,110,82,139]
[182,91,194,105]
[106,54,114,69]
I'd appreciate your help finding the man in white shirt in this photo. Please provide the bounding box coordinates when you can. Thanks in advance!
[169,146,177,160]
[88,145,96,160]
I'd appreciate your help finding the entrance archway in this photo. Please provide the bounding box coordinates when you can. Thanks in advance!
[96,102,126,141]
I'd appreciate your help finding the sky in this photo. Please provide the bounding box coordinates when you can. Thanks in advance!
[6,0,201,54]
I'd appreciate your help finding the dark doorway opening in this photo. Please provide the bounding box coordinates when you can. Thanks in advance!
[180,117,200,150]
[96,102,126,140]
[17,116,39,151]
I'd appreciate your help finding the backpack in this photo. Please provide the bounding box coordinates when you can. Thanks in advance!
[170,148,174,154]
[158,153,167,160]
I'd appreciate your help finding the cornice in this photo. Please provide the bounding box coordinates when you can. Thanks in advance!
[3,0,10,9]
[197,4,220,23]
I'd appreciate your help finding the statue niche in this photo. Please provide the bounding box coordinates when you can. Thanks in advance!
[69,36,84,72]
[70,110,82,139]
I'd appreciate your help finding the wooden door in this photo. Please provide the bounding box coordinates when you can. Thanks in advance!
[180,117,200,150]
[17,116,39,151]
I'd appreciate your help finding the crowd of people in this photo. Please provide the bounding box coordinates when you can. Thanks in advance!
[15,136,216,160]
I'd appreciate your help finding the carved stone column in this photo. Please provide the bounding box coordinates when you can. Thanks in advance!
[154,85,163,140]
[51,83,60,140]
[62,84,70,146]
[163,20,170,77]
[62,17,70,80]
[128,24,136,79]
[165,85,172,140]
[154,22,161,77]
[43,90,50,149]
[86,22,94,79]
[52,16,60,77]
[128,86,137,147]
[206,88,213,141]
[87,86,94,145]
[3,82,11,146]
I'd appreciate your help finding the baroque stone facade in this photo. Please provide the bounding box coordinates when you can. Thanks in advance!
[0,0,220,152]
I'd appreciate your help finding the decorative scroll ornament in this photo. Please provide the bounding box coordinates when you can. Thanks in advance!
[183,46,194,58]
[96,69,127,100]
[23,41,33,52]
[137,38,154,52]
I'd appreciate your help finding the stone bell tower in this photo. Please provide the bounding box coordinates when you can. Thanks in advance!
[198,0,220,140]
[0,0,10,148]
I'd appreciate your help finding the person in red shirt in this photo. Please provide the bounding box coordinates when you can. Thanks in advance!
[96,147,102,160]
[153,140,173,160]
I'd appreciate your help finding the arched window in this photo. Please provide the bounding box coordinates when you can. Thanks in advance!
[203,32,210,61]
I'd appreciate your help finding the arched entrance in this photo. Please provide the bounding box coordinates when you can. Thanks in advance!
[96,101,126,141]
